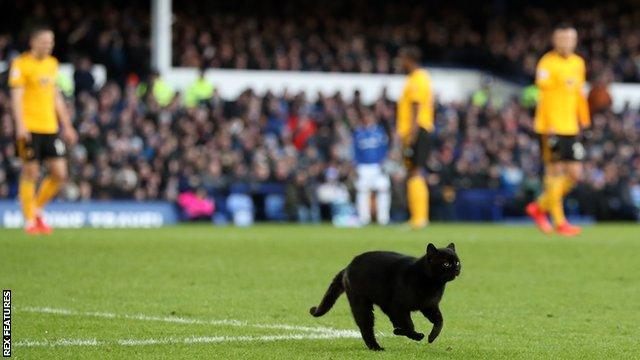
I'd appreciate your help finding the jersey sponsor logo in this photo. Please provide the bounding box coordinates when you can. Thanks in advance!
[38,76,53,86]
[357,136,385,149]
[536,69,549,80]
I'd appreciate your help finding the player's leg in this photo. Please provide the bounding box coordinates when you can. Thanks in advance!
[35,136,68,233]
[557,137,584,199]
[406,169,427,227]
[537,171,563,213]
[375,172,391,225]
[19,161,40,234]
[562,161,582,196]
[551,137,583,236]
[541,162,568,228]
[37,157,67,209]
[527,135,555,233]
[406,129,429,228]
[534,134,558,212]
[554,160,583,236]
[355,166,372,225]
[16,136,41,234]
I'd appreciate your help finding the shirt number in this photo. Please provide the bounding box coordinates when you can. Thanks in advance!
[54,139,66,156]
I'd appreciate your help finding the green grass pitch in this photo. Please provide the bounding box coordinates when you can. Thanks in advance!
[1,224,639,359]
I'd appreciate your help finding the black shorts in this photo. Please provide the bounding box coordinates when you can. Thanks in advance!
[404,128,431,169]
[16,133,67,162]
[538,134,585,163]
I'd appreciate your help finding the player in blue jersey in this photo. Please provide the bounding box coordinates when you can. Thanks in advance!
[352,108,390,225]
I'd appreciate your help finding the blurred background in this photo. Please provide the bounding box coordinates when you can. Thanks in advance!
[1,0,639,227]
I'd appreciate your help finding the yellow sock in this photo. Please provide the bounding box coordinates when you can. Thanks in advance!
[407,175,428,225]
[424,183,430,222]
[560,175,575,196]
[36,176,61,209]
[19,178,36,223]
[547,176,566,226]
[536,174,553,211]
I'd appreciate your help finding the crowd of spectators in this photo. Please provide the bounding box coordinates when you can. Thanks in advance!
[2,1,640,82]
[1,71,638,221]
[1,0,639,221]
[173,0,640,83]
[1,0,150,83]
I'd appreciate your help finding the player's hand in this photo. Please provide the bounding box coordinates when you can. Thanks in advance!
[406,125,419,147]
[61,126,78,145]
[405,133,416,148]
[16,124,31,143]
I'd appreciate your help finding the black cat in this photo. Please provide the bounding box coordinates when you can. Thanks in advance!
[309,243,460,351]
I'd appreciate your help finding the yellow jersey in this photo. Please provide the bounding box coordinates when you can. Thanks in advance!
[397,68,434,139]
[534,51,590,135]
[9,53,59,134]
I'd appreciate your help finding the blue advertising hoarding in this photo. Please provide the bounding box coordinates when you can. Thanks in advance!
[0,201,179,228]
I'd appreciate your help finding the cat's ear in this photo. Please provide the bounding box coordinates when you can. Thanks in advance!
[447,243,456,252]
[426,243,437,257]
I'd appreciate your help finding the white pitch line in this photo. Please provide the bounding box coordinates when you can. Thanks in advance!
[14,339,99,347]
[117,333,362,346]
[14,333,362,348]
[20,306,360,337]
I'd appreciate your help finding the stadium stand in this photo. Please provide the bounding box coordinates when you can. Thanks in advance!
[0,0,639,222]
[2,1,640,82]
[1,77,638,221]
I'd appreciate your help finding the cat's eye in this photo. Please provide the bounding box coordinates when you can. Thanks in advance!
[443,262,451,268]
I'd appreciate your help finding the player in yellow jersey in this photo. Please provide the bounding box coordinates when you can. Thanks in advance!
[396,47,434,229]
[525,24,590,237]
[9,26,77,234]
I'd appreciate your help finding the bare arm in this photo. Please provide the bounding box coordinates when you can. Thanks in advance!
[577,63,590,129]
[10,87,30,142]
[578,91,590,129]
[55,89,70,128]
[407,102,421,145]
[55,89,77,144]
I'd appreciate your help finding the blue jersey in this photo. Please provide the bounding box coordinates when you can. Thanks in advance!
[353,125,389,165]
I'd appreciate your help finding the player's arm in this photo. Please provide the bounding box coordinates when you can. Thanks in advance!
[55,88,78,144]
[407,102,420,145]
[577,60,590,129]
[9,60,30,142]
[10,87,30,142]
[406,76,428,145]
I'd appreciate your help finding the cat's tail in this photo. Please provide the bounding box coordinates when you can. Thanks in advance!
[309,269,345,317]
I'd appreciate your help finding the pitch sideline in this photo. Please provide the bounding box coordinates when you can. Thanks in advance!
[20,306,359,335]
[14,333,364,348]
[15,306,378,347]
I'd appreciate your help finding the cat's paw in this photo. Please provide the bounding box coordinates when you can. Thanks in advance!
[309,306,318,316]
[368,344,385,351]
[410,332,425,341]
[393,328,406,336]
